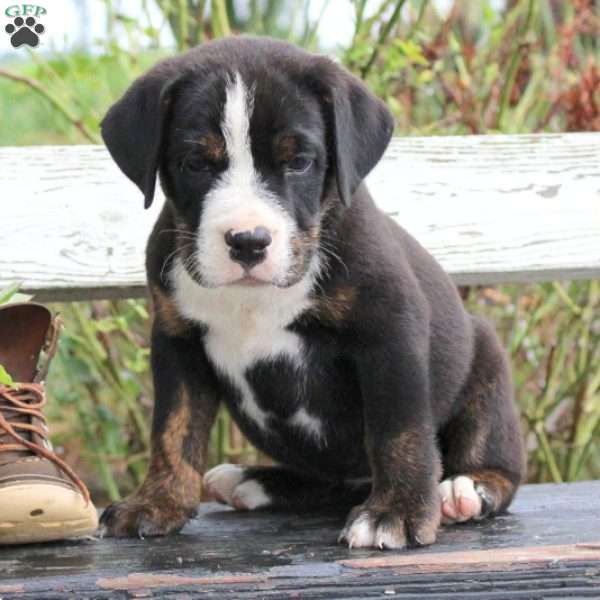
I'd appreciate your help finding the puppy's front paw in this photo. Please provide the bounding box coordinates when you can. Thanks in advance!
[99,497,194,538]
[203,463,271,510]
[338,505,439,550]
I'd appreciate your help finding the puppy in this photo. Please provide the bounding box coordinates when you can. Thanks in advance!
[99,36,524,549]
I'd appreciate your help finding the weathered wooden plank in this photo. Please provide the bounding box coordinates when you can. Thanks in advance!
[4,566,600,598]
[340,542,600,571]
[1,133,599,302]
[1,482,600,598]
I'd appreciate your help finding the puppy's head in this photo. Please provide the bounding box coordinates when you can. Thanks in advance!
[102,37,393,288]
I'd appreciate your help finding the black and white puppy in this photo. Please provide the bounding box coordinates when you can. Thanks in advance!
[99,37,524,549]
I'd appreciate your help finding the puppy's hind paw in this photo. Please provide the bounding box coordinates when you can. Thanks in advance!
[203,464,245,504]
[439,476,483,524]
[203,463,271,510]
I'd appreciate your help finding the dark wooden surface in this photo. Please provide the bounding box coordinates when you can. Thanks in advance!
[2,481,600,598]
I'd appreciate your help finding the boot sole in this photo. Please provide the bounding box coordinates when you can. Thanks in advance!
[0,483,98,545]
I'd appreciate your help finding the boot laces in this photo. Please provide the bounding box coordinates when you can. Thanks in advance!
[0,383,90,504]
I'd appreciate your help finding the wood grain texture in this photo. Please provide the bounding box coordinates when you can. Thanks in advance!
[2,481,600,598]
[1,133,599,301]
[340,542,600,571]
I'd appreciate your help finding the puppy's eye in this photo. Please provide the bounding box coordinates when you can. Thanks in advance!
[286,156,313,174]
[180,156,209,173]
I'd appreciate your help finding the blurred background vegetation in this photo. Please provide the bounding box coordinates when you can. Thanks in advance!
[1,0,599,503]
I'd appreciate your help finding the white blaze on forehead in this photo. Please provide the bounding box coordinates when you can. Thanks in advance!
[222,73,254,178]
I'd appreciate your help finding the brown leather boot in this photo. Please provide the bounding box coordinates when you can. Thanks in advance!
[0,303,98,544]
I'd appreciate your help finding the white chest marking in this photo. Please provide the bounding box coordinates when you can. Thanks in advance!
[171,259,316,429]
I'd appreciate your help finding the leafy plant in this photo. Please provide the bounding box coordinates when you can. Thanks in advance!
[0,365,13,386]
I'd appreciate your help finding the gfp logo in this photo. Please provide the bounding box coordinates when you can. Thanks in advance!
[5,4,46,48]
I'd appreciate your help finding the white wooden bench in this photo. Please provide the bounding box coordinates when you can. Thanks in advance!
[2,132,600,302]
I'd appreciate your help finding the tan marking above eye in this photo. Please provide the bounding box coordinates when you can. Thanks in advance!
[195,133,226,162]
[276,135,297,163]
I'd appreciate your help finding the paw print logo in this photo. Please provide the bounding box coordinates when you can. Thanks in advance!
[5,16,45,48]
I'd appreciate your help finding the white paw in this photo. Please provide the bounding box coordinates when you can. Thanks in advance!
[439,476,482,524]
[203,464,245,504]
[341,512,376,548]
[231,480,271,510]
[202,464,271,510]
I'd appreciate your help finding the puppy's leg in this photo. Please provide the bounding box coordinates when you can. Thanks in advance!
[100,325,220,537]
[439,317,524,524]
[339,324,442,550]
[203,464,371,511]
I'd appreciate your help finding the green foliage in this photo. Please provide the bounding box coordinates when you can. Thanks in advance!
[44,301,151,499]
[345,0,600,135]
[0,283,32,305]
[1,0,599,500]
[0,49,165,145]
[466,281,600,483]
[0,365,14,386]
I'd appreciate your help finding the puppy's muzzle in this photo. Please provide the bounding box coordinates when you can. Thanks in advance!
[225,226,272,269]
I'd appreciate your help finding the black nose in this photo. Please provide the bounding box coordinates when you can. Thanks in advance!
[224,226,272,268]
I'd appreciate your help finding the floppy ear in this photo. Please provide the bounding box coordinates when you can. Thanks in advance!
[101,67,182,209]
[311,61,394,207]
